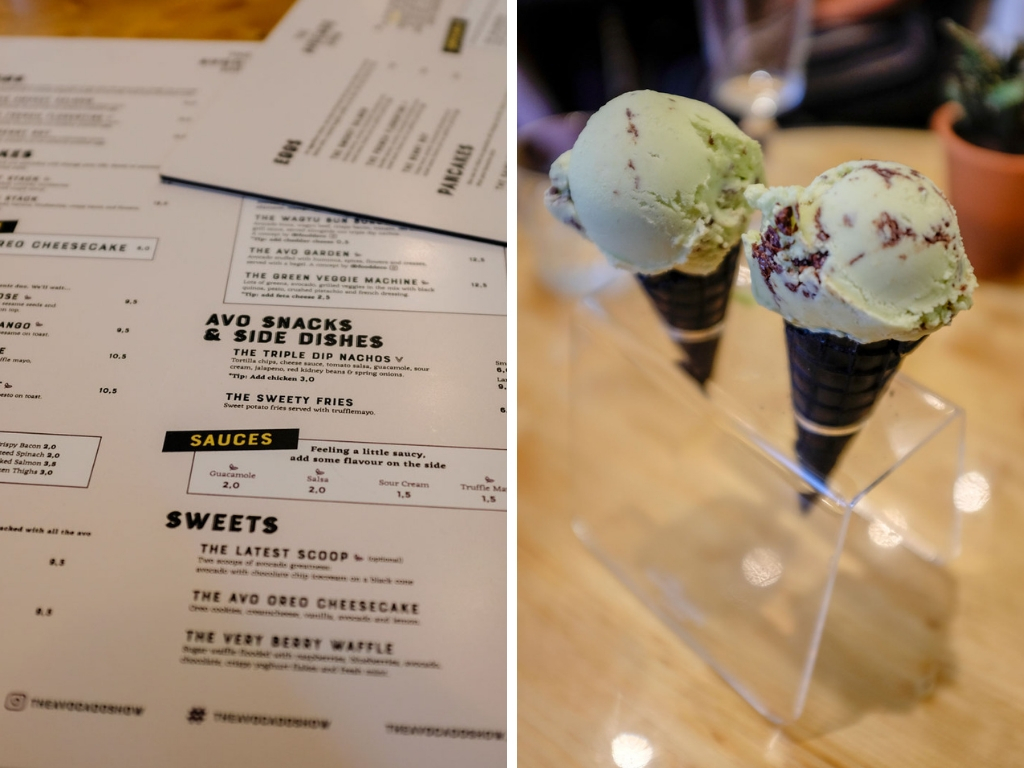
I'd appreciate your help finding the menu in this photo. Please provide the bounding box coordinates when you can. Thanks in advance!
[0,38,506,767]
[161,0,507,244]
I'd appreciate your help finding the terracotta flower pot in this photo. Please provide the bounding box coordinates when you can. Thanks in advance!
[931,101,1024,279]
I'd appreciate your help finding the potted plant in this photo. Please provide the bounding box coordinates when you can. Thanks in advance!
[932,19,1024,279]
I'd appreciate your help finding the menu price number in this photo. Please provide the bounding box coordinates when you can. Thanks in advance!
[222,481,241,490]
[124,298,138,305]
[116,327,130,334]
[396,490,411,499]
[470,282,488,289]
[109,353,127,360]
[35,607,53,617]
[469,256,485,263]
[39,445,62,470]
[97,387,118,395]
[481,495,497,503]
[309,485,326,495]
[49,558,65,567]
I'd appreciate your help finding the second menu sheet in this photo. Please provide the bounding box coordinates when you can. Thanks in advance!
[162,0,508,243]
[0,37,506,767]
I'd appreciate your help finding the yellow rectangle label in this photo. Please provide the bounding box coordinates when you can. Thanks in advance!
[443,18,467,53]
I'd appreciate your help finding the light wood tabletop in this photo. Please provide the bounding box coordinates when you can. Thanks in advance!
[0,0,294,39]
[519,126,1024,766]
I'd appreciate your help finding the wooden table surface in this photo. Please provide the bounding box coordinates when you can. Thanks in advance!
[519,126,1024,766]
[0,0,294,39]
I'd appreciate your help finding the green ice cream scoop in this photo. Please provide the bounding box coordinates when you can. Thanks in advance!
[742,160,977,343]
[544,90,764,276]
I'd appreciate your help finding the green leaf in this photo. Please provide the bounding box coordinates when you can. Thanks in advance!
[986,79,1024,109]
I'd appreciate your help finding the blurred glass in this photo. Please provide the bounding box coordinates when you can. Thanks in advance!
[698,0,813,135]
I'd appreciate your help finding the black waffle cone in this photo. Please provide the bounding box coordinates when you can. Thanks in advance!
[785,322,923,481]
[636,244,741,386]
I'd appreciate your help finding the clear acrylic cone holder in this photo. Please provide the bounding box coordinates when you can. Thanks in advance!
[570,274,965,723]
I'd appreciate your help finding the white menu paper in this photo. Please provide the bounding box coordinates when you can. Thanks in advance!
[161,0,507,243]
[0,38,506,767]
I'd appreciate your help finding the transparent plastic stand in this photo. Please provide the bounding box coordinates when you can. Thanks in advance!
[570,275,965,724]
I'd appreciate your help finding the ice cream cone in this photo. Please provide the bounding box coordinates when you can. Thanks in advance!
[543,91,764,386]
[785,322,923,482]
[636,244,741,386]
[741,160,976,505]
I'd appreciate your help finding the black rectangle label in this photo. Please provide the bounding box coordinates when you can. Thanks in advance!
[0,221,17,233]
[162,429,299,452]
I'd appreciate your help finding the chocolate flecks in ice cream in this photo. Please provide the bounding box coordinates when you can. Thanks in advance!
[790,251,828,271]
[814,208,830,241]
[625,108,640,142]
[543,152,584,232]
[875,212,915,247]
[751,226,784,296]
[863,162,914,187]
[924,221,955,245]
[776,207,797,236]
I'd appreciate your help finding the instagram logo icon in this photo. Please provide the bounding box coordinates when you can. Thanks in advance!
[4,692,27,712]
